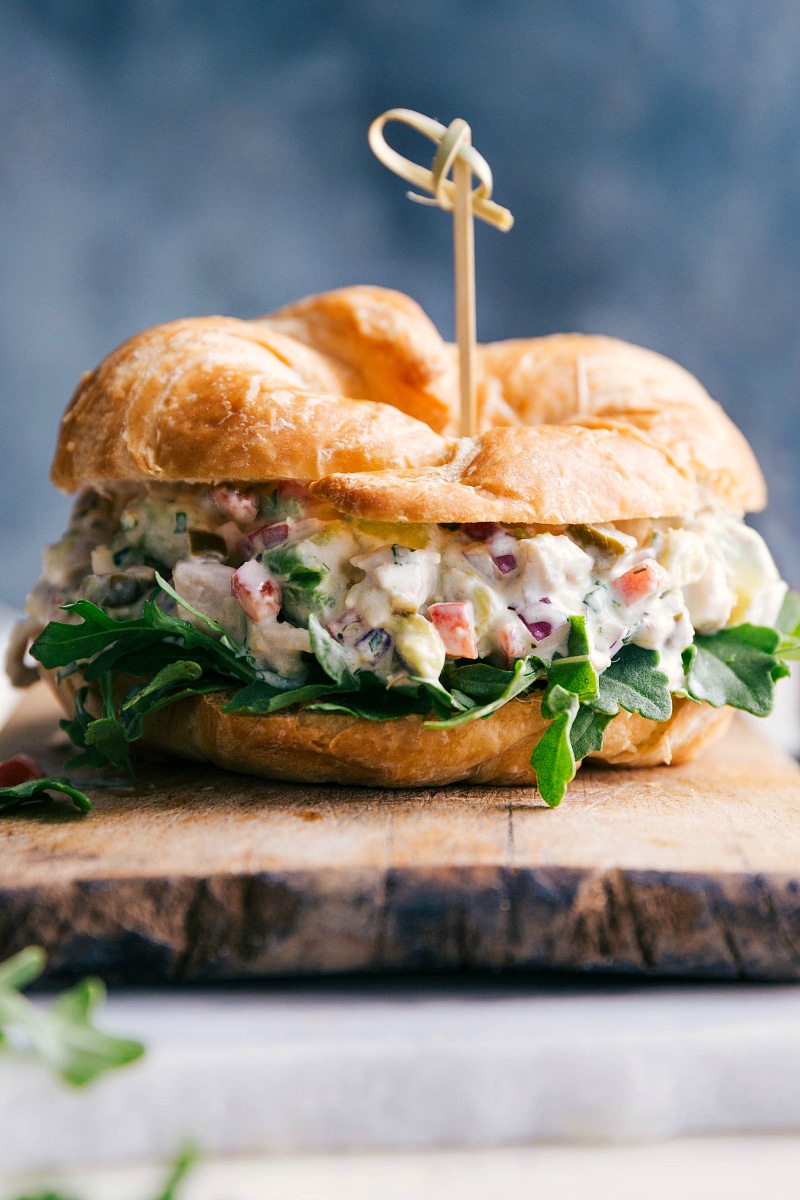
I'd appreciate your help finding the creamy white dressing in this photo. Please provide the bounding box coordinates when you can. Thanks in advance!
[28,482,787,693]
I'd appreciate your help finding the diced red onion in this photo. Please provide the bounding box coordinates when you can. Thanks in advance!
[512,604,567,644]
[246,521,290,554]
[493,553,517,575]
[515,614,553,641]
[461,522,502,541]
[276,480,313,504]
[463,548,495,579]
[328,610,364,646]
[356,627,392,664]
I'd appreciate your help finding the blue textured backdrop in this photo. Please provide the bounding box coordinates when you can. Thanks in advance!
[2,0,799,606]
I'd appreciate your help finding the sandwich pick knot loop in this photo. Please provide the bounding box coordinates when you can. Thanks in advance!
[368,109,514,231]
[369,107,514,438]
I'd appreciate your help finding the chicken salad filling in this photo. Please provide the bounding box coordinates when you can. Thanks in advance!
[20,479,798,806]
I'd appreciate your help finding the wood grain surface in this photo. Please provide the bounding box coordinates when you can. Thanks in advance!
[2,684,800,982]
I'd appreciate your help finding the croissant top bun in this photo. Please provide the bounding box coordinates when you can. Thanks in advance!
[50,304,450,491]
[51,286,765,526]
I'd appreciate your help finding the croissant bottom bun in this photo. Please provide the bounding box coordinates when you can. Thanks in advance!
[48,671,732,789]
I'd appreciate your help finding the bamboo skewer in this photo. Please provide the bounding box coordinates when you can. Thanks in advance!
[368,108,513,439]
[452,126,477,436]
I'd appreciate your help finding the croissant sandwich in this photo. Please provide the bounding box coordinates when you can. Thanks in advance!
[8,286,798,804]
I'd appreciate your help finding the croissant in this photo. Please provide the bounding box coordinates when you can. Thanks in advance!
[18,285,784,793]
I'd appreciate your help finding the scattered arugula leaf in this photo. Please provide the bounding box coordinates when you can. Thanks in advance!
[10,1143,198,1200]
[0,946,144,1086]
[0,777,91,814]
[153,1143,200,1200]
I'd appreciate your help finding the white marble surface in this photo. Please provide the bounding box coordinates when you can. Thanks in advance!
[4,980,800,1173]
[0,607,24,731]
[6,1137,800,1200]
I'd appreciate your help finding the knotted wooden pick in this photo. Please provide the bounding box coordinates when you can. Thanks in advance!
[369,108,514,437]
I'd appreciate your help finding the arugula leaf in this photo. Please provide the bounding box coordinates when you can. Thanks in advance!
[594,643,672,721]
[82,716,132,774]
[60,687,105,771]
[32,594,254,685]
[310,692,433,721]
[444,662,519,704]
[776,589,800,660]
[0,777,92,814]
[570,705,614,761]
[777,589,800,637]
[411,674,472,720]
[155,1144,200,1200]
[683,624,784,717]
[0,946,144,1087]
[119,661,231,740]
[530,685,579,807]
[542,616,599,712]
[263,542,332,624]
[308,613,357,687]
[30,582,263,772]
[223,679,343,714]
[154,573,241,656]
[566,613,591,657]
[545,654,598,706]
[120,659,201,710]
[424,657,543,731]
[30,604,146,669]
[8,1142,200,1200]
[43,977,144,1087]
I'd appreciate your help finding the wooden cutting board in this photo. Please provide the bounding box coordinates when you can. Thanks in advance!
[2,683,800,983]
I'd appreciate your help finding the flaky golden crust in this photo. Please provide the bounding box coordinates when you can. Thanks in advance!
[49,671,731,788]
[311,424,694,525]
[478,333,766,513]
[51,315,448,491]
[51,288,765,522]
[264,286,457,433]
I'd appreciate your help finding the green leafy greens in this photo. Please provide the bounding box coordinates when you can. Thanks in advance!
[11,1143,198,1200]
[683,624,790,716]
[26,576,800,811]
[0,946,144,1087]
[0,776,91,814]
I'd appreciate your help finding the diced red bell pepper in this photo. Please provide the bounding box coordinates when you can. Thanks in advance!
[428,602,478,659]
[212,486,260,525]
[498,618,532,664]
[614,559,671,605]
[231,560,281,621]
[0,755,46,788]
